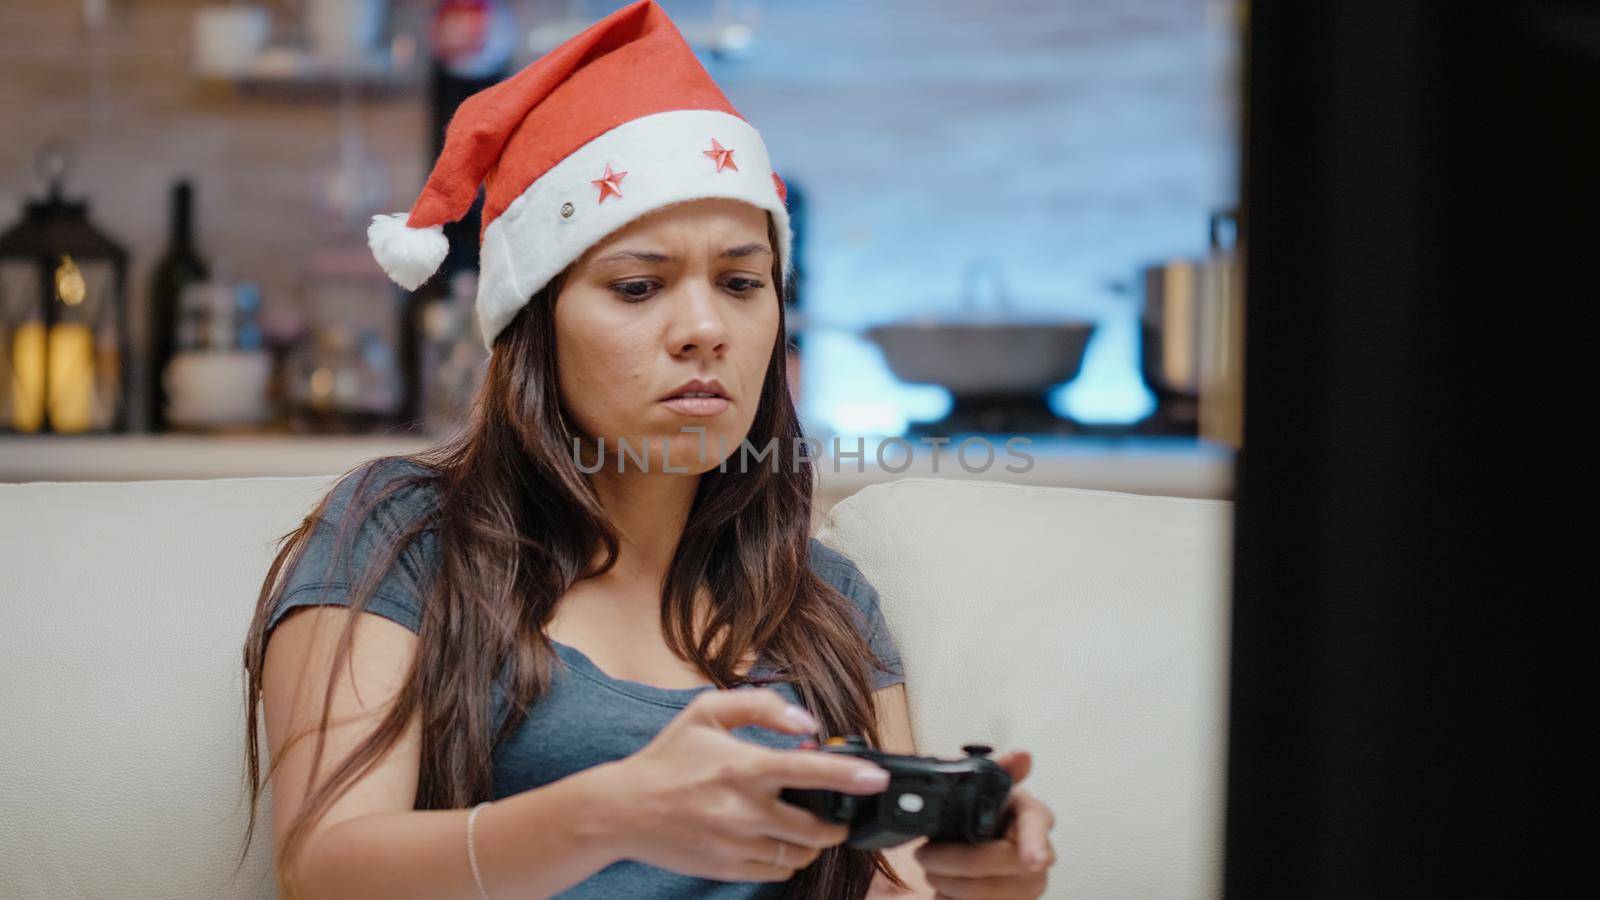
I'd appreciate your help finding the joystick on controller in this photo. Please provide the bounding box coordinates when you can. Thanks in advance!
[780,736,1014,850]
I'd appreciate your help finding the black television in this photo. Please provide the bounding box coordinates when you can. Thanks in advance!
[1224,2,1592,896]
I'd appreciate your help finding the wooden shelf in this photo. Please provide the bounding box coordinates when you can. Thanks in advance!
[194,47,422,99]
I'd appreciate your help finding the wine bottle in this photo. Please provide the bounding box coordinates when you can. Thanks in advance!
[146,180,209,432]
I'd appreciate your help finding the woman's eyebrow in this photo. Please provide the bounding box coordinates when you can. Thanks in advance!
[589,243,771,265]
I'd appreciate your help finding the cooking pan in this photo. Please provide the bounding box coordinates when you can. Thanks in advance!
[864,257,1096,398]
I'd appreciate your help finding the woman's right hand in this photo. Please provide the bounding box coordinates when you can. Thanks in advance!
[599,687,891,882]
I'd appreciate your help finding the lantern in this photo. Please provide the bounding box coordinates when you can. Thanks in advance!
[0,141,131,434]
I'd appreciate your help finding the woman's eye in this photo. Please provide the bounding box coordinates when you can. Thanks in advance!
[609,277,763,301]
[610,280,655,301]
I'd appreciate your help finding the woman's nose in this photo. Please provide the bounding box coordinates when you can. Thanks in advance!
[665,282,729,357]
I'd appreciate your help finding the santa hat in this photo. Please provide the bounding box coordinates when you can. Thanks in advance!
[367,0,792,349]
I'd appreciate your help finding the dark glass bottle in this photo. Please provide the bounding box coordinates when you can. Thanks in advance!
[147,180,209,432]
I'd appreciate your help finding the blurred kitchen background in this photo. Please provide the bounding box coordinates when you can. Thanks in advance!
[0,0,1243,507]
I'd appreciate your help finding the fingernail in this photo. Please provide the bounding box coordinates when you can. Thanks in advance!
[1026,849,1046,871]
[784,704,820,731]
[853,767,889,790]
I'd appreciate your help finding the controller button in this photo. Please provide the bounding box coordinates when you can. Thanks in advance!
[962,743,995,757]
[896,792,926,813]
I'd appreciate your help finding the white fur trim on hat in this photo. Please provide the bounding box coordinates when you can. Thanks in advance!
[474,108,793,348]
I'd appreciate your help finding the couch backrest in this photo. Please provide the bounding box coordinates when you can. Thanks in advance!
[817,478,1232,899]
[1,474,339,899]
[1,474,1231,900]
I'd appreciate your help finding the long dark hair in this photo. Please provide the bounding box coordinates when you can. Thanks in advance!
[238,212,906,898]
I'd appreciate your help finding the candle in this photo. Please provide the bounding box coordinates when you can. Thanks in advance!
[10,321,44,432]
[49,321,95,432]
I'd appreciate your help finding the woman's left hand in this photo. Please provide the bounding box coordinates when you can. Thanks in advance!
[911,749,1056,899]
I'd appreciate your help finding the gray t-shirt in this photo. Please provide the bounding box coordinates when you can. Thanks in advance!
[264,458,904,898]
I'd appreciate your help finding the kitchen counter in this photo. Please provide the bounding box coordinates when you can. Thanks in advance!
[0,433,1233,509]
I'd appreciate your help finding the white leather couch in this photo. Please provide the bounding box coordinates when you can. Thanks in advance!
[0,474,1232,899]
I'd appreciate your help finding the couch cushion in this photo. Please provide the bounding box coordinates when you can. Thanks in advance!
[0,475,338,899]
[816,477,1233,900]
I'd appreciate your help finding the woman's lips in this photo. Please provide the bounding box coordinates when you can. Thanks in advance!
[660,395,730,416]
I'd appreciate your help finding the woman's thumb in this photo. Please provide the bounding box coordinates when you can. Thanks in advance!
[997,749,1033,785]
[685,687,821,735]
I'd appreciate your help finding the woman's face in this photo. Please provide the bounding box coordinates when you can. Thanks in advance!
[554,198,780,475]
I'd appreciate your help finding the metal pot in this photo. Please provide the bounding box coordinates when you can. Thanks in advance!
[1140,210,1241,431]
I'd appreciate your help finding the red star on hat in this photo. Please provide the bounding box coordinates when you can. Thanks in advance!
[591,163,627,203]
[702,138,738,173]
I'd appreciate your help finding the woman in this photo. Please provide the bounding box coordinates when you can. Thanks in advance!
[239,3,1056,898]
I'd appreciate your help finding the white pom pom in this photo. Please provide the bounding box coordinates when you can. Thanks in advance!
[367,212,449,290]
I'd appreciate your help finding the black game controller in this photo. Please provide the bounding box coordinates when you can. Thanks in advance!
[780,736,1015,850]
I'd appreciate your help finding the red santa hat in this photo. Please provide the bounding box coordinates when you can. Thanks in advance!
[367,0,792,349]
